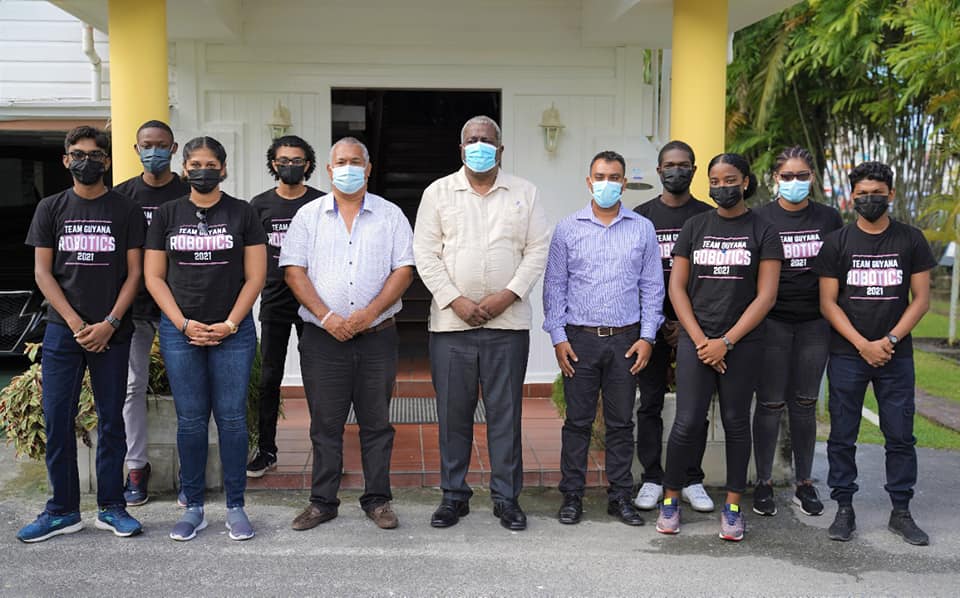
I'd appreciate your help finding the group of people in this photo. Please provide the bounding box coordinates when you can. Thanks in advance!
[16,114,934,549]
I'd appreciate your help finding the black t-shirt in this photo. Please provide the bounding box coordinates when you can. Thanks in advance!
[145,193,268,324]
[812,219,936,357]
[25,188,146,342]
[672,209,783,342]
[114,174,191,321]
[634,195,713,320]
[250,186,324,322]
[758,200,843,322]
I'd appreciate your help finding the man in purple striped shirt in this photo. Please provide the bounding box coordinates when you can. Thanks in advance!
[543,150,665,526]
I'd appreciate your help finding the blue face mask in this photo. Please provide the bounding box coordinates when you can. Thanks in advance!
[331,165,366,194]
[139,147,172,175]
[591,180,623,209]
[779,178,811,203]
[463,142,498,174]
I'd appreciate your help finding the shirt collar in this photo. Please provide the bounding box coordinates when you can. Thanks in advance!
[453,166,511,193]
[322,192,378,214]
[575,202,637,227]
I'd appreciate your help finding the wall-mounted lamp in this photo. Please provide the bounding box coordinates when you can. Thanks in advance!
[539,103,564,153]
[268,100,292,139]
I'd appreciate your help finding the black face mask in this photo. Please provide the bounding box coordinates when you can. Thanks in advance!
[186,168,222,194]
[660,167,694,194]
[277,164,306,185]
[709,185,743,209]
[69,159,105,185]
[854,194,890,222]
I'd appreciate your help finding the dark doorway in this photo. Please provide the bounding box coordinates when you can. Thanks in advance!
[331,89,501,363]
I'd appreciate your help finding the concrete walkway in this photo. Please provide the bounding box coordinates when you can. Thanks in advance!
[1,442,958,597]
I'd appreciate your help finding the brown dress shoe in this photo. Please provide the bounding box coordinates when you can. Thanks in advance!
[291,503,337,531]
[366,502,399,529]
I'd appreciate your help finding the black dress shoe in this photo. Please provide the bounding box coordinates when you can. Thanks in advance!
[608,496,645,526]
[558,494,583,525]
[493,500,527,531]
[430,499,470,528]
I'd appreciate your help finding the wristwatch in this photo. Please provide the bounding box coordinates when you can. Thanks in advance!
[886,333,899,346]
[104,315,121,329]
[721,335,735,351]
[224,319,239,335]
[640,336,656,346]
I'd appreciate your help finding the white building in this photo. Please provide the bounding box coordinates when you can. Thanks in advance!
[0,0,797,389]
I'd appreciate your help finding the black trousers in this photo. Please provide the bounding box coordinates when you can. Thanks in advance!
[635,327,708,486]
[559,325,639,500]
[300,323,396,510]
[258,319,303,456]
[664,333,762,494]
[430,328,529,503]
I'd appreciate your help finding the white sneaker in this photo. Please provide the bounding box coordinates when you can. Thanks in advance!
[682,483,715,512]
[633,482,663,510]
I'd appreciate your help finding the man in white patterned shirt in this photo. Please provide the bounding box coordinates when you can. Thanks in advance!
[280,137,414,532]
[414,116,550,531]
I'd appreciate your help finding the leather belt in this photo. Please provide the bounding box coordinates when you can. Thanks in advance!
[357,317,396,336]
[569,323,639,337]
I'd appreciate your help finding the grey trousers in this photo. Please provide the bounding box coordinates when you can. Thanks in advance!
[123,319,157,469]
[430,328,529,503]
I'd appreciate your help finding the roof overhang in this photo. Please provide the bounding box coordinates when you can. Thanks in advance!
[53,0,801,46]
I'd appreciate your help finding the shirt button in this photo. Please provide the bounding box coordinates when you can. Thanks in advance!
[350,302,354,305]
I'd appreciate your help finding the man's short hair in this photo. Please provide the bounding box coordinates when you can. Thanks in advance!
[64,126,110,154]
[657,140,695,166]
[329,137,370,165]
[849,161,894,190]
[589,150,626,175]
[136,120,174,141]
[460,115,501,145]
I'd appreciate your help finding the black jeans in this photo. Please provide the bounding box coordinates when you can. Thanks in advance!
[300,323,396,510]
[827,354,917,510]
[664,333,762,494]
[559,325,639,500]
[635,327,707,486]
[258,319,303,456]
[430,328,529,503]
[753,317,829,483]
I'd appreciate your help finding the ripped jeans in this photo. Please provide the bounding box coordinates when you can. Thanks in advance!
[752,317,829,484]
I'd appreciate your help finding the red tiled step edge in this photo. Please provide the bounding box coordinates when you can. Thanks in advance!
[247,397,608,491]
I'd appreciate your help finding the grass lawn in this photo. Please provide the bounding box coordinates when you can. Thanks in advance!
[913,310,951,339]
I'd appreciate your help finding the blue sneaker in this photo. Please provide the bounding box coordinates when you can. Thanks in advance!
[17,511,83,543]
[95,507,143,537]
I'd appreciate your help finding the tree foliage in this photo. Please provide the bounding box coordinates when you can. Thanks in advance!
[727,0,960,223]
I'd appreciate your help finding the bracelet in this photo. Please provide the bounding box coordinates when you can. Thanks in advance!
[74,322,88,336]
[181,318,190,333]
[224,319,239,334]
[319,311,333,329]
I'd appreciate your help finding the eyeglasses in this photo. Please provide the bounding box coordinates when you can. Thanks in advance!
[67,150,108,162]
[778,171,812,182]
[274,158,306,166]
[195,208,208,235]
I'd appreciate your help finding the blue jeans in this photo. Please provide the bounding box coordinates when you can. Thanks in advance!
[827,354,917,510]
[41,322,130,514]
[159,314,256,508]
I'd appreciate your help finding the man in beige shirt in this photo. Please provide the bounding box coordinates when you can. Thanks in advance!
[413,115,550,531]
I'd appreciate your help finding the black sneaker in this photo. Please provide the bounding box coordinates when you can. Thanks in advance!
[123,463,151,506]
[828,505,856,541]
[752,482,777,516]
[793,484,824,516]
[246,451,277,478]
[888,509,929,546]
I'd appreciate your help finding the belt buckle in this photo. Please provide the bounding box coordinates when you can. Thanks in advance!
[597,326,613,337]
